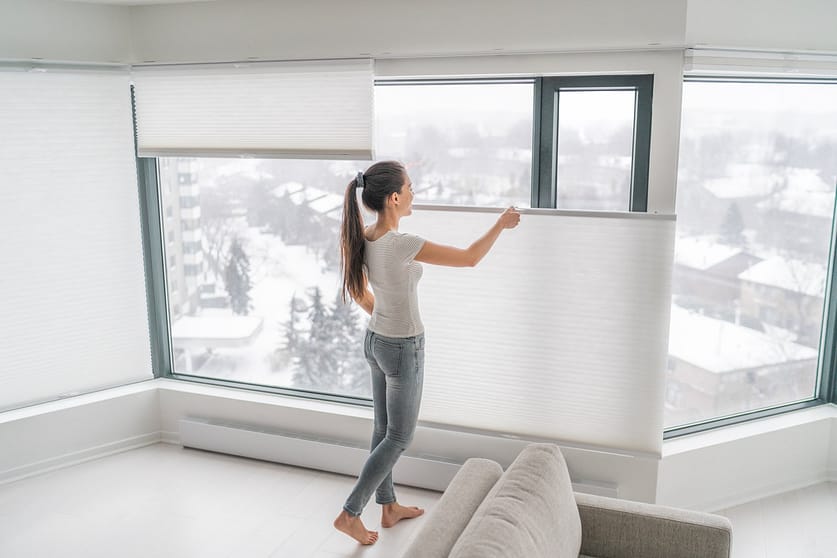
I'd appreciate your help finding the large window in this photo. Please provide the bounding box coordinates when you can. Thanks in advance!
[665,79,837,428]
[154,77,654,400]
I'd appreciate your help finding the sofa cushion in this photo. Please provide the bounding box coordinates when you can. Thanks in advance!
[402,458,504,558]
[448,443,582,558]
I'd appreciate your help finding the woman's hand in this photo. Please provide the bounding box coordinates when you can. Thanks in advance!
[497,206,521,229]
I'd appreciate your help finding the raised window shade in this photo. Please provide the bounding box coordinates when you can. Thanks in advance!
[132,59,374,159]
[0,67,152,412]
[685,48,837,77]
[408,207,675,456]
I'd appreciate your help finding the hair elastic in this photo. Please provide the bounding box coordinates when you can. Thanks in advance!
[356,171,365,188]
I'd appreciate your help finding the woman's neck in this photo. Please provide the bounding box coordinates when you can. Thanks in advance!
[375,210,400,233]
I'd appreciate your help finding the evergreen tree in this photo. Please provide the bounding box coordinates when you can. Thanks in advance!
[330,291,370,395]
[721,202,746,247]
[293,287,339,391]
[272,293,304,371]
[223,237,252,315]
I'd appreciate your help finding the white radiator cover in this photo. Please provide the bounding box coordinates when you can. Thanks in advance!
[178,417,618,497]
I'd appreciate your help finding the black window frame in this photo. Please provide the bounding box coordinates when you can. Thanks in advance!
[533,74,654,211]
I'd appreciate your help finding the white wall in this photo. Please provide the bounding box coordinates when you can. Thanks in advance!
[830,415,837,480]
[686,0,837,53]
[657,405,837,512]
[129,0,687,64]
[0,0,132,63]
[0,382,159,484]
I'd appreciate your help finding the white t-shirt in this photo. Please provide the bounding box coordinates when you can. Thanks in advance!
[364,230,426,338]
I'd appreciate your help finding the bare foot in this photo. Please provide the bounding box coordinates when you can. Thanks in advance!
[333,510,379,545]
[381,502,425,528]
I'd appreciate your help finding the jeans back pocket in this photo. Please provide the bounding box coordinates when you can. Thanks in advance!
[372,337,404,377]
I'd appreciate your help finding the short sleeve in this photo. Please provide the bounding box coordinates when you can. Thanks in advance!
[394,232,426,264]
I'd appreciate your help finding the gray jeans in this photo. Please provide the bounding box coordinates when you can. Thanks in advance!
[343,330,425,516]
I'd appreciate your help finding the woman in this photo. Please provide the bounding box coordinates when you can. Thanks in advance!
[333,161,520,545]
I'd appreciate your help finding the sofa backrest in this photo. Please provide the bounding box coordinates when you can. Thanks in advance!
[402,458,504,558]
[448,443,582,558]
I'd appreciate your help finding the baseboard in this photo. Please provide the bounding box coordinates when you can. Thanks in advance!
[0,432,161,486]
[160,430,180,445]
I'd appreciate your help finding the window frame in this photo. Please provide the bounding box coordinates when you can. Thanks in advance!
[533,74,654,210]
[663,76,837,439]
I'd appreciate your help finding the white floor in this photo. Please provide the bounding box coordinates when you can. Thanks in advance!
[715,482,837,558]
[0,443,441,558]
[1,443,835,558]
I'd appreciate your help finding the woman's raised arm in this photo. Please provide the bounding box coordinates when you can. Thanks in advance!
[414,207,520,267]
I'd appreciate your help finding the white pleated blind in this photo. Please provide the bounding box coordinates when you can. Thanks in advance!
[685,48,837,77]
[408,207,675,456]
[0,68,153,411]
[132,59,374,159]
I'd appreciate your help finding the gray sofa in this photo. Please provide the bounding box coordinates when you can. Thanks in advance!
[402,444,732,558]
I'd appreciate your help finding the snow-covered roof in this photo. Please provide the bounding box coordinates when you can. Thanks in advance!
[738,257,827,297]
[668,305,818,373]
[307,190,343,216]
[171,314,264,349]
[675,235,743,270]
[756,168,835,218]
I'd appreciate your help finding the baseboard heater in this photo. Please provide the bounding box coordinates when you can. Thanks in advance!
[178,417,618,497]
[178,417,461,491]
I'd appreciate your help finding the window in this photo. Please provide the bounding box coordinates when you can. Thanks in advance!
[150,77,657,404]
[535,75,653,210]
[665,79,837,429]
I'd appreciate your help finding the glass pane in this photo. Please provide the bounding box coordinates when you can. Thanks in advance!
[556,89,636,210]
[375,83,533,207]
[666,81,837,428]
[159,157,373,398]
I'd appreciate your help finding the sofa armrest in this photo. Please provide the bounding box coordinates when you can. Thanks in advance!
[402,458,503,558]
[575,492,732,558]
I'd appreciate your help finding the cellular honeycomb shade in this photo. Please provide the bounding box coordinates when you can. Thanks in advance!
[407,207,675,456]
[132,59,374,159]
[0,67,152,411]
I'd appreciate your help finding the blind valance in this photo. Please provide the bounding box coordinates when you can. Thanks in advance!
[132,59,374,159]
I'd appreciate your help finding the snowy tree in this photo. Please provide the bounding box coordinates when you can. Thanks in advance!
[293,287,339,391]
[286,288,371,396]
[329,292,370,396]
[271,294,305,372]
[223,237,252,315]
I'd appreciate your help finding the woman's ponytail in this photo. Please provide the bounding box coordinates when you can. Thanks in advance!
[340,161,406,303]
[340,177,366,303]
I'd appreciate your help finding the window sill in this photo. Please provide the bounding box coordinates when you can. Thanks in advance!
[662,403,837,457]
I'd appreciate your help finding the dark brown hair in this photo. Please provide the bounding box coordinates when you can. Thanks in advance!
[340,161,407,302]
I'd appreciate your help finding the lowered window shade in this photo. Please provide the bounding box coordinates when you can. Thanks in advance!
[132,59,374,159]
[0,67,153,412]
[407,206,675,457]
